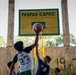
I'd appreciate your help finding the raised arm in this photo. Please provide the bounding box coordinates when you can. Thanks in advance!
[31,29,40,49]
[36,44,40,60]
[23,32,39,53]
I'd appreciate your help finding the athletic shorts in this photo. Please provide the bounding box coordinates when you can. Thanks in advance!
[20,70,33,75]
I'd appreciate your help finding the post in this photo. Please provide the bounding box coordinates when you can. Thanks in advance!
[61,0,70,47]
[42,36,45,57]
[7,0,15,47]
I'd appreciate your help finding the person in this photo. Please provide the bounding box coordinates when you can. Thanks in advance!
[16,66,20,75]
[9,29,40,75]
[16,72,20,75]
[7,61,16,75]
[36,44,51,75]
[54,67,60,75]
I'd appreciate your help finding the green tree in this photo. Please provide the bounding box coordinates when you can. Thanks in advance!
[44,34,76,47]
[0,36,5,46]
[14,36,34,47]
[70,34,76,45]
[14,34,76,47]
[55,34,63,46]
[44,36,56,47]
[44,35,63,47]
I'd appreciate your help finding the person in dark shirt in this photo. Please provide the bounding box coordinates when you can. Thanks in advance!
[54,67,60,75]
[36,45,51,75]
[9,29,40,75]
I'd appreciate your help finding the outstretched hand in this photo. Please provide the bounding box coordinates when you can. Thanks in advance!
[34,28,41,34]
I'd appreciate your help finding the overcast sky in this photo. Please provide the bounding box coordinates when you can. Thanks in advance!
[0,0,76,40]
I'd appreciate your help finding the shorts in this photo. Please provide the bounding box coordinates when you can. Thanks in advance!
[20,70,33,75]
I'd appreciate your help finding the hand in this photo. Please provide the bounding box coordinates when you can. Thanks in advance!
[34,28,41,34]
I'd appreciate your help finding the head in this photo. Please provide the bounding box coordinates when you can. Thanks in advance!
[14,41,23,52]
[7,61,15,70]
[44,55,51,64]
[54,67,60,74]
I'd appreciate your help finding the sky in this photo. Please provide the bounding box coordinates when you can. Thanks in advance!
[0,0,76,40]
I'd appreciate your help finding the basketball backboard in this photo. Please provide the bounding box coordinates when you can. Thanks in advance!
[19,9,60,36]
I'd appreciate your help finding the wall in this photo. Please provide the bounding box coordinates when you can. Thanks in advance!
[0,46,76,75]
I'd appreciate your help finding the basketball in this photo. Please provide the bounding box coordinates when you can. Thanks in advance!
[32,23,43,32]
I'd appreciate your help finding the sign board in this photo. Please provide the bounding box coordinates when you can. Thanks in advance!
[19,9,60,36]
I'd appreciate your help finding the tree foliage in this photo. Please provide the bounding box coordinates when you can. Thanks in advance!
[70,34,76,45]
[14,36,34,47]
[0,33,76,47]
[14,34,76,47]
[44,35,63,47]
[0,36,5,46]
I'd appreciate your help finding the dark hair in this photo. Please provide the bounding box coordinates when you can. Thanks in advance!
[55,67,60,73]
[45,55,51,62]
[7,61,12,69]
[14,41,23,51]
